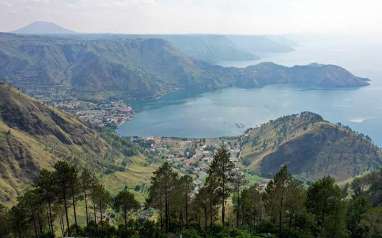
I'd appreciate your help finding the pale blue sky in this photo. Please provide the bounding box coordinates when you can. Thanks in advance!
[1,0,381,35]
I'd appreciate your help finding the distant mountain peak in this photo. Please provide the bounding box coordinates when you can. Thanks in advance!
[13,21,76,35]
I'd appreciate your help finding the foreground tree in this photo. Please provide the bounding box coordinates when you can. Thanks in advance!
[178,175,194,228]
[35,169,56,235]
[113,186,140,233]
[80,168,98,226]
[53,161,74,235]
[147,162,179,232]
[206,146,235,227]
[232,169,247,227]
[241,184,264,231]
[306,176,347,238]
[263,166,290,235]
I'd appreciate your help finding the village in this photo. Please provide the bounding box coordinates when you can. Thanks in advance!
[131,136,269,190]
[52,100,134,128]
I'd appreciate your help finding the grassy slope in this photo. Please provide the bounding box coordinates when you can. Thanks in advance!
[102,156,158,203]
[0,84,131,206]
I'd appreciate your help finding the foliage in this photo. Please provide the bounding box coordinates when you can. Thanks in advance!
[1,150,382,238]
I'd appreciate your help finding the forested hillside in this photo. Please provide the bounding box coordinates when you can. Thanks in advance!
[0,33,369,101]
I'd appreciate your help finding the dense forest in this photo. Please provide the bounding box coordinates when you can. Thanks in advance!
[0,147,381,238]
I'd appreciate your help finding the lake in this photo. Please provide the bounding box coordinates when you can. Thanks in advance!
[117,36,382,146]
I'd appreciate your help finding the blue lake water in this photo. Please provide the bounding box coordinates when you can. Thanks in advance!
[118,37,382,146]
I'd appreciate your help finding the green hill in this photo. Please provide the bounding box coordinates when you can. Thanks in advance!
[240,112,382,181]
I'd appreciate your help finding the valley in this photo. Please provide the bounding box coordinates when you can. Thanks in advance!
[1,0,382,235]
[1,84,381,208]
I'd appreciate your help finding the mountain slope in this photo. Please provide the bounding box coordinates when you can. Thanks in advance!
[0,84,133,205]
[13,21,75,34]
[240,112,382,181]
[227,35,294,55]
[156,35,258,63]
[0,33,369,101]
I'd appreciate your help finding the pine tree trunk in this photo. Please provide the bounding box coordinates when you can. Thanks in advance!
[63,187,70,236]
[32,213,39,238]
[124,207,128,233]
[222,197,225,227]
[204,206,208,231]
[279,194,284,235]
[48,200,54,234]
[59,213,65,237]
[236,187,240,227]
[84,191,89,226]
[185,192,188,228]
[71,187,78,233]
[37,209,43,235]
[209,199,213,227]
[93,202,97,224]
[165,190,169,232]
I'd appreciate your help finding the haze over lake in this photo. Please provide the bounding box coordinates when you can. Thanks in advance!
[118,36,382,145]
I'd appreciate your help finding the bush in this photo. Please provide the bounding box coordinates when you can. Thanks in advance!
[183,228,202,238]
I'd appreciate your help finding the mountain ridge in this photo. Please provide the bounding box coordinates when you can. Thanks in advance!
[0,33,369,102]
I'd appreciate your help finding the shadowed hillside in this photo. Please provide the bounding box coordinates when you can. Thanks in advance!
[240,112,382,181]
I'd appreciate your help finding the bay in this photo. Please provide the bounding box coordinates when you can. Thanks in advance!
[118,36,382,146]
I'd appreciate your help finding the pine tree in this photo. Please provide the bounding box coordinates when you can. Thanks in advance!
[35,169,56,235]
[306,176,347,238]
[53,161,73,235]
[80,168,98,226]
[113,186,140,233]
[178,175,194,228]
[263,165,291,235]
[232,169,247,227]
[147,162,179,232]
[205,146,235,227]
[241,184,264,231]
[91,184,111,236]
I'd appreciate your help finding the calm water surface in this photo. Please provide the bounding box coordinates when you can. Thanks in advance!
[118,37,382,145]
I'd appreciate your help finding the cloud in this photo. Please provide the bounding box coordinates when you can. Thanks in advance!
[0,0,381,35]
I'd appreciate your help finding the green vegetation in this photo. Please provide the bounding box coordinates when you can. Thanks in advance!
[1,148,382,238]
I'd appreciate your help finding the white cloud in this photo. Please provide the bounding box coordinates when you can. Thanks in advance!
[0,0,381,35]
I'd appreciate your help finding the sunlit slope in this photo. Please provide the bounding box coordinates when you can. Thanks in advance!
[0,84,130,205]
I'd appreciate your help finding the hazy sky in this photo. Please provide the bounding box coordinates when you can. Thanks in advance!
[1,0,382,35]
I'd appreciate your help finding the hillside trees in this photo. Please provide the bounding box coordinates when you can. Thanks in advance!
[2,148,382,238]
[113,186,140,233]
[306,177,347,238]
[147,162,179,232]
[240,184,264,231]
[205,146,235,227]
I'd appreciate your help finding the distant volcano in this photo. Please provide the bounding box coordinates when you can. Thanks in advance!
[13,21,76,34]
